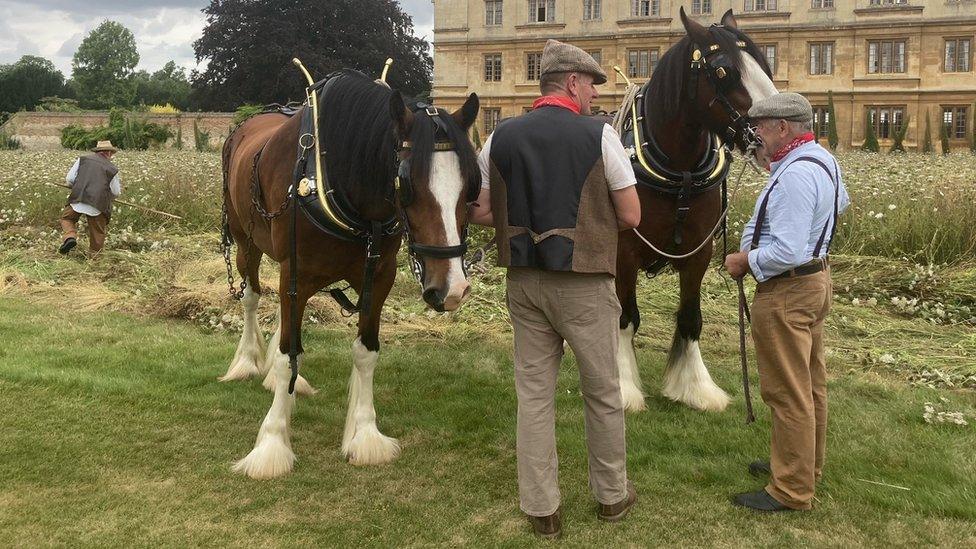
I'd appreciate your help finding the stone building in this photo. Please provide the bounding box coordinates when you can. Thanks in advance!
[432,0,976,150]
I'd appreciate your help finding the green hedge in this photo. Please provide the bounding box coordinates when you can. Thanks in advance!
[60,108,172,150]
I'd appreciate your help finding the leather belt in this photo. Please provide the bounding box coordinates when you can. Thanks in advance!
[769,256,829,281]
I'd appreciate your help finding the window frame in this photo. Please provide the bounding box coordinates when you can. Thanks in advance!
[528,0,556,23]
[485,0,503,26]
[631,0,660,17]
[809,42,834,75]
[484,108,502,135]
[942,106,969,139]
[692,0,712,15]
[526,51,542,81]
[811,0,834,8]
[583,0,602,20]
[627,48,659,78]
[944,37,972,73]
[484,53,503,82]
[758,43,777,74]
[867,105,906,139]
[867,39,907,74]
[744,0,777,11]
[812,106,831,139]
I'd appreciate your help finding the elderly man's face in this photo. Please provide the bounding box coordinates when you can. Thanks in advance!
[567,72,599,114]
[754,118,789,159]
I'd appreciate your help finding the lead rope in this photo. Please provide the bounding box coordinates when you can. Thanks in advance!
[736,276,756,424]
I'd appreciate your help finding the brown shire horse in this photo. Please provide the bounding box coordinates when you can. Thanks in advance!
[220,70,480,478]
[615,9,776,412]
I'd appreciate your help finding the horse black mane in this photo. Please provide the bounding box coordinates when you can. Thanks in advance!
[319,71,478,208]
[646,24,771,129]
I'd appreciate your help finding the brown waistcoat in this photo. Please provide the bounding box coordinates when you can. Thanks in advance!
[68,154,119,217]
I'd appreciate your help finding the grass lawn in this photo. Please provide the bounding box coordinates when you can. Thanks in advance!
[1,294,974,547]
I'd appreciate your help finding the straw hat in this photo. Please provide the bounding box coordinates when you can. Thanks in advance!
[92,140,119,153]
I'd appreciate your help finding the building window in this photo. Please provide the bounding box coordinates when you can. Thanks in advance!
[587,50,602,66]
[810,42,834,75]
[529,0,555,22]
[631,0,659,17]
[523,106,534,114]
[944,38,972,72]
[869,0,908,5]
[759,44,777,74]
[484,108,502,134]
[692,0,712,14]
[485,0,503,26]
[811,0,833,7]
[627,49,659,78]
[484,54,502,82]
[583,0,601,20]
[813,106,831,139]
[744,0,777,11]
[943,106,968,139]
[867,106,905,139]
[868,40,907,74]
[526,52,542,80]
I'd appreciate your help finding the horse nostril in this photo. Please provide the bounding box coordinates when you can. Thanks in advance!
[423,287,445,310]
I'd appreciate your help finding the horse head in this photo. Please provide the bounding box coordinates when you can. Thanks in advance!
[390,91,481,312]
[678,7,778,153]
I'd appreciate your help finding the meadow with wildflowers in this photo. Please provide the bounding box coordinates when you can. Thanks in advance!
[1,150,974,546]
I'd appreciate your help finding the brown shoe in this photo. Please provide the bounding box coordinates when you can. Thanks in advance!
[527,508,561,539]
[598,481,637,522]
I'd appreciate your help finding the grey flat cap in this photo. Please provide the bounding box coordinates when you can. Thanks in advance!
[748,93,813,123]
[540,39,607,84]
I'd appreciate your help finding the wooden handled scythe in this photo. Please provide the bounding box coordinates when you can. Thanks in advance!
[48,182,183,220]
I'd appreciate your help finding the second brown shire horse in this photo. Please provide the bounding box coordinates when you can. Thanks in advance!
[221,70,480,478]
[615,9,777,412]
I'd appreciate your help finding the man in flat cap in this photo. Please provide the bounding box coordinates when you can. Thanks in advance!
[58,140,122,256]
[724,92,850,512]
[468,39,641,538]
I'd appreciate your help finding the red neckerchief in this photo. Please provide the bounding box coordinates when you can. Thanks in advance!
[532,95,581,115]
[769,132,815,164]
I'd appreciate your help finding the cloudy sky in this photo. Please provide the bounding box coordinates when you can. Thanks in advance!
[0,0,435,76]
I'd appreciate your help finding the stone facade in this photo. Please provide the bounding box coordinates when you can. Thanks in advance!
[0,111,235,150]
[433,0,976,150]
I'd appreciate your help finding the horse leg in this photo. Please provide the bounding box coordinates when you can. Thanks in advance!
[220,242,267,381]
[261,306,316,395]
[341,258,401,466]
[661,253,731,412]
[615,260,647,412]
[232,261,313,479]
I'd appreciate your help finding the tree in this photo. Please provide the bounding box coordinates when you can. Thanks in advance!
[862,112,879,152]
[922,111,933,154]
[134,61,192,109]
[71,20,140,109]
[826,90,838,151]
[0,55,67,113]
[940,112,951,156]
[890,114,909,153]
[191,0,433,110]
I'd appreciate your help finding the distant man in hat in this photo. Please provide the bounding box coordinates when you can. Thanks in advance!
[468,39,642,537]
[58,140,122,255]
[724,93,850,512]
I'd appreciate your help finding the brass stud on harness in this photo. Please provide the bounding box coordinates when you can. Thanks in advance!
[298,177,312,197]
[692,49,702,61]
[716,67,727,79]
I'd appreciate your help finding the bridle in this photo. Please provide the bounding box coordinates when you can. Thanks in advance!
[394,104,479,285]
[688,26,764,153]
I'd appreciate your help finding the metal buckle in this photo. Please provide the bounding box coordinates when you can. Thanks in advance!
[425,107,439,117]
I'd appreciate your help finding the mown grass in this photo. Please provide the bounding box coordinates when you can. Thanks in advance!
[1,296,975,546]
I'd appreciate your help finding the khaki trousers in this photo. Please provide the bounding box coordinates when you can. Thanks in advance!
[60,205,109,253]
[751,269,831,510]
[506,267,627,516]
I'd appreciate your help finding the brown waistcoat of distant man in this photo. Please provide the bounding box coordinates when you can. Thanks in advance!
[58,140,122,255]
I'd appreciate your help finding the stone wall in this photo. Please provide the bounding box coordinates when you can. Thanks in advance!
[0,111,236,151]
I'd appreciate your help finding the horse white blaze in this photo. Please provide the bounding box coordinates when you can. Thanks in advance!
[342,338,401,465]
[617,323,647,412]
[220,281,266,381]
[232,349,298,479]
[260,320,316,396]
[662,337,730,412]
[739,53,778,104]
[429,151,470,310]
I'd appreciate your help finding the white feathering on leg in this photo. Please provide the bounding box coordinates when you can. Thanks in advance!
[220,283,266,381]
[341,338,400,465]
[661,337,730,412]
[617,324,647,412]
[232,350,297,479]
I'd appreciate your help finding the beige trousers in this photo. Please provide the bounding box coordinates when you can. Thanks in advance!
[751,269,831,510]
[506,267,628,516]
[60,205,109,253]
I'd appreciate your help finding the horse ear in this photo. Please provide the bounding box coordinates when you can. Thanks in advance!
[451,93,480,131]
[679,6,711,46]
[721,9,738,29]
[390,90,413,138]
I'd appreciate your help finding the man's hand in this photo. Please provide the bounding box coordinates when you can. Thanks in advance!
[724,251,751,279]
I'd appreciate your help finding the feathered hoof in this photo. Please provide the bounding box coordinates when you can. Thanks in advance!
[662,379,731,412]
[620,383,648,413]
[232,436,295,479]
[262,371,317,396]
[342,425,401,466]
[219,357,260,382]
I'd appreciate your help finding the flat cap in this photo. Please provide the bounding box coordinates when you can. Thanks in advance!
[747,92,813,123]
[540,39,607,85]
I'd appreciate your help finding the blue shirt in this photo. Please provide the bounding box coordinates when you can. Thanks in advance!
[739,141,850,282]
